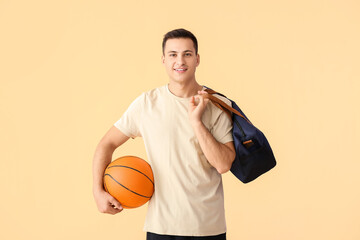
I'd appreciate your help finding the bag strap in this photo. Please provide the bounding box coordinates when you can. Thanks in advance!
[204,88,253,125]
[211,100,233,121]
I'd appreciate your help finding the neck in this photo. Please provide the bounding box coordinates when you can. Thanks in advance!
[168,80,202,98]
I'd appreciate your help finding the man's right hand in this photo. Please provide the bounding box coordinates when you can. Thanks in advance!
[93,126,129,215]
[93,189,123,215]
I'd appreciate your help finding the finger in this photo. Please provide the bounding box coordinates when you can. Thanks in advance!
[108,203,123,214]
[198,95,209,108]
[106,194,123,211]
[197,94,204,105]
[108,206,122,215]
[111,201,123,211]
[192,95,201,106]
[107,195,123,210]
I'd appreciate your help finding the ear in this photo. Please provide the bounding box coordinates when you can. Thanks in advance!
[196,53,200,67]
[161,55,165,64]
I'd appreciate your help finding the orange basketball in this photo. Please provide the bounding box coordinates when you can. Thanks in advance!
[103,156,154,209]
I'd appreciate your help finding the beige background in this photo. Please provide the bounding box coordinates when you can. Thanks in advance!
[1,0,359,239]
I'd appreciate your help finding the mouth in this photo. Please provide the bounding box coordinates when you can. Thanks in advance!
[174,68,188,73]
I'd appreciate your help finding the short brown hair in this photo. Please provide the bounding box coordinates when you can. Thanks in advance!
[162,28,198,55]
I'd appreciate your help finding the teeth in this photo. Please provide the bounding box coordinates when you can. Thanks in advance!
[175,69,186,71]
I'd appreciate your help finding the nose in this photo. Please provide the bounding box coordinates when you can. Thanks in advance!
[176,55,185,66]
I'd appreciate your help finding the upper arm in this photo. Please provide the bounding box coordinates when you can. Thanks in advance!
[211,107,233,145]
[99,125,130,149]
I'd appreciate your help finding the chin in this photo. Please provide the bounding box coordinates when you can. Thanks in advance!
[172,78,194,86]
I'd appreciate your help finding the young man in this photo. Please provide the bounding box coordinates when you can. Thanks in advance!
[93,28,235,240]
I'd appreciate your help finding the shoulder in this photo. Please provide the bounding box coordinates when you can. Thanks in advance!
[132,85,167,109]
[203,86,232,107]
[212,93,232,107]
[142,85,166,100]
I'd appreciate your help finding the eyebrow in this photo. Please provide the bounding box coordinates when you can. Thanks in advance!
[167,50,194,54]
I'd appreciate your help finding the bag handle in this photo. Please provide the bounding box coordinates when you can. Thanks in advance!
[204,88,253,125]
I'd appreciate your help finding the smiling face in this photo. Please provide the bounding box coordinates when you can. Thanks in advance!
[162,38,200,85]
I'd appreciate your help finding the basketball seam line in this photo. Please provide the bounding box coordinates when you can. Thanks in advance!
[107,165,154,185]
[104,174,152,198]
[104,182,134,208]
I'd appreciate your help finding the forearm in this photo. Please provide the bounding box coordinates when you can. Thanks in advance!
[92,143,116,194]
[192,121,234,174]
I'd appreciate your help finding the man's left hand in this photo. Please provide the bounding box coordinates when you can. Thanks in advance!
[188,90,210,127]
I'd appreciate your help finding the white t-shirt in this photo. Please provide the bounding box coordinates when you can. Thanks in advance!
[114,84,233,236]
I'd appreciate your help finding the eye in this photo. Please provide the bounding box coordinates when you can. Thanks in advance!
[185,53,192,56]
[169,54,176,57]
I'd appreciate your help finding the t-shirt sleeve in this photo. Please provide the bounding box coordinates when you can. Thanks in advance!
[211,109,234,144]
[114,93,144,138]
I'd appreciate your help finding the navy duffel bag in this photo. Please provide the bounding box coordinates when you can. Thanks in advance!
[204,87,276,183]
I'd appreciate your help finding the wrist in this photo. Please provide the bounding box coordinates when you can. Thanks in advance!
[93,185,105,195]
[191,119,204,129]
